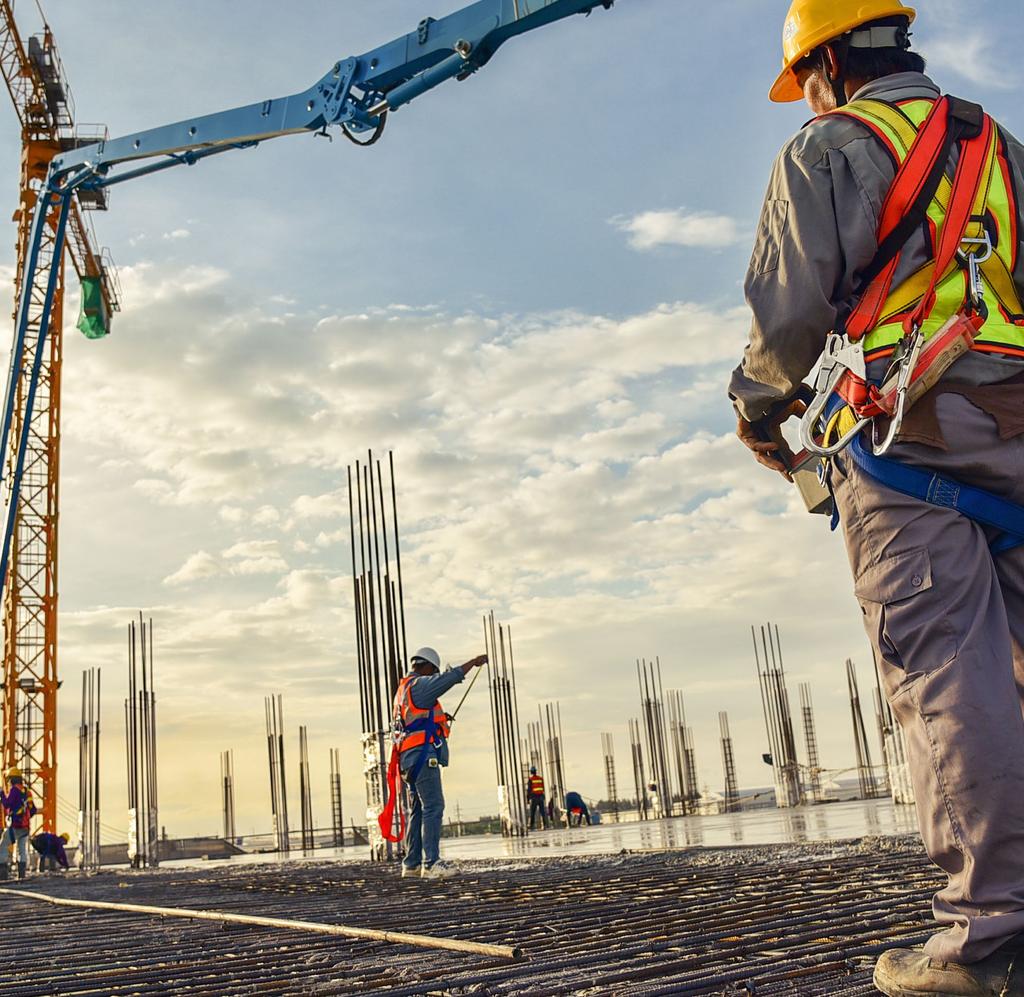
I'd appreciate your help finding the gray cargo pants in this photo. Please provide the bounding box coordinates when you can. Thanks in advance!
[832,393,1024,964]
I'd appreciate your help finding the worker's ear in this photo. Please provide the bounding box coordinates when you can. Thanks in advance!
[823,44,841,83]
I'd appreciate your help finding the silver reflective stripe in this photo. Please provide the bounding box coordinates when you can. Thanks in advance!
[848,26,906,49]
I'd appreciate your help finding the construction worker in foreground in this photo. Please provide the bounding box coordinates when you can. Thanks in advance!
[31,831,70,872]
[394,646,486,880]
[731,3,1024,994]
[526,766,548,830]
[0,767,37,881]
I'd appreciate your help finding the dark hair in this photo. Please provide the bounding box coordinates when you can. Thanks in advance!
[797,16,926,81]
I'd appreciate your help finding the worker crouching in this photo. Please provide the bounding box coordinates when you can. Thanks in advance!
[1,767,37,881]
[32,831,70,873]
[393,647,486,880]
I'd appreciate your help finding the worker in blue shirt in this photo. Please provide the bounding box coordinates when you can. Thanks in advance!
[393,646,486,879]
[565,791,591,827]
[31,831,70,872]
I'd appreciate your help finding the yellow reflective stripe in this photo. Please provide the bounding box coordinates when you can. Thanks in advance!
[843,98,1024,354]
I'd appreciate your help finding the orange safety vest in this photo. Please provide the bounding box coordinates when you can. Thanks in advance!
[392,675,450,754]
[527,774,545,797]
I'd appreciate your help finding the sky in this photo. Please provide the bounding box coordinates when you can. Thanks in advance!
[0,0,1021,840]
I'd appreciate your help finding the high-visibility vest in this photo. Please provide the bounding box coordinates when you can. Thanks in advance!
[392,675,449,755]
[836,97,1024,362]
[5,785,34,830]
[527,774,545,797]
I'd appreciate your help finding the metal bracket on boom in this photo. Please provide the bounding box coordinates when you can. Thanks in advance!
[0,0,617,611]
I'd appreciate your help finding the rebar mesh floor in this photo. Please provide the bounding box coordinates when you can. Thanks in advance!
[0,837,937,995]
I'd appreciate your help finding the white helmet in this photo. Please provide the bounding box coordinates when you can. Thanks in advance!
[410,646,441,671]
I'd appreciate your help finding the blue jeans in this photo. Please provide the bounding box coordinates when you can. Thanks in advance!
[403,760,444,869]
[3,827,28,864]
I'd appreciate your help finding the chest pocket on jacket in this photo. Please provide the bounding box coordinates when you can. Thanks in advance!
[750,199,789,276]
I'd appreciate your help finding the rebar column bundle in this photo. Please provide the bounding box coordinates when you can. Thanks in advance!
[347,450,408,861]
[798,682,824,803]
[264,695,290,854]
[125,614,158,868]
[628,717,648,820]
[525,721,545,775]
[846,659,881,800]
[220,750,236,844]
[484,613,528,837]
[752,623,802,808]
[667,688,700,815]
[77,668,101,871]
[636,658,674,817]
[539,702,567,821]
[600,732,619,822]
[298,726,314,853]
[718,711,740,813]
[872,656,915,805]
[329,748,344,846]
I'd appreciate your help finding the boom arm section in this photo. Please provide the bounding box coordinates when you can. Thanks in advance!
[52,0,612,187]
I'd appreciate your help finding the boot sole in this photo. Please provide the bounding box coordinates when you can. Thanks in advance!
[873,965,972,997]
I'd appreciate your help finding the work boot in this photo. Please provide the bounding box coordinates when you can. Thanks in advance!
[400,864,420,879]
[420,860,456,880]
[874,947,1024,996]
[16,862,26,881]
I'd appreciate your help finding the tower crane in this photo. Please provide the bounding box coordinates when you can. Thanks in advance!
[0,0,119,832]
[0,0,616,831]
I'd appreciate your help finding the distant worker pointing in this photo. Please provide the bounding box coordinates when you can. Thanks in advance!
[393,646,486,880]
[731,2,1024,994]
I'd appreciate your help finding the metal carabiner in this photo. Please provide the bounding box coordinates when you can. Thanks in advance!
[872,326,924,456]
[958,229,993,311]
[798,334,870,458]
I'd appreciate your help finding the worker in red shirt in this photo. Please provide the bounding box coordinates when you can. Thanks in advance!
[526,767,547,830]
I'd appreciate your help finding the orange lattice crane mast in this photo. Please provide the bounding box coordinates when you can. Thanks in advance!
[0,0,118,832]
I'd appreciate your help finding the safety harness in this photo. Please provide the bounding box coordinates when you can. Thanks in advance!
[791,93,1024,549]
[378,675,450,844]
[797,93,1017,458]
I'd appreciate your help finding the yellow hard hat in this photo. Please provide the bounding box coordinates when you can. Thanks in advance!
[770,0,917,103]
[60,832,70,843]
[6,767,22,780]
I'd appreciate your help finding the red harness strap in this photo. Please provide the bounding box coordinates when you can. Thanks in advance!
[379,745,406,843]
[843,97,954,340]
[830,98,994,421]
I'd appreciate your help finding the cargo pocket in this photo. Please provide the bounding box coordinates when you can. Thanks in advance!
[854,547,957,688]
[750,199,789,276]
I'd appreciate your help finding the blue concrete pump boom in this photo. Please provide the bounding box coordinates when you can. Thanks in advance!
[0,0,615,596]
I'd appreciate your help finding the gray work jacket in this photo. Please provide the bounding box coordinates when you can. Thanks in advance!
[729,73,1024,423]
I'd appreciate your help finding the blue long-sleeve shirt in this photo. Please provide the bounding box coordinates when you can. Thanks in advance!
[31,832,69,869]
[398,666,465,772]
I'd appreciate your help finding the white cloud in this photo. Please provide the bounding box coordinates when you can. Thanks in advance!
[162,228,191,241]
[612,209,746,251]
[927,31,1015,90]
[163,550,221,586]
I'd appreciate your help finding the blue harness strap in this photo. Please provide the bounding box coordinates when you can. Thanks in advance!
[847,434,1024,554]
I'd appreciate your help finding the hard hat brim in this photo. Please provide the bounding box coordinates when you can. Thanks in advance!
[770,65,806,103]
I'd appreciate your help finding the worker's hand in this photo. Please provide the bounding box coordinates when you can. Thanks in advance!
[461,654,487,674]
[444,712,455,724]
[735,397,806,483]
